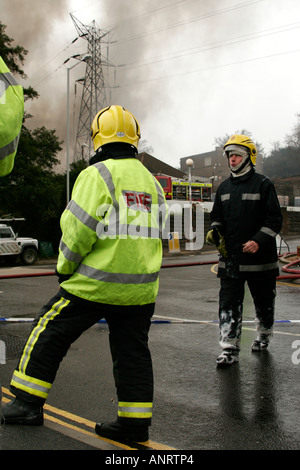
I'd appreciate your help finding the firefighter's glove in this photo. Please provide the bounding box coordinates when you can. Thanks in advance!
[206,228,228,258]
[206,227,222,246]
[206,228,217,246]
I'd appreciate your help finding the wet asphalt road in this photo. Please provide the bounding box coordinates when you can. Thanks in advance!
[0,246,299,453]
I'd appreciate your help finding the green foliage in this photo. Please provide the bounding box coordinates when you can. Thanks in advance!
[0,122,86,250]
[70,159,88,188]
[0,22,38,101]
[263,114,300,178]
[0,125,65,249]
[0,22,28,78]
[0,21,84,252]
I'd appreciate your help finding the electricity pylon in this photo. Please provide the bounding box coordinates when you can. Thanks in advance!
[70,14,112,161]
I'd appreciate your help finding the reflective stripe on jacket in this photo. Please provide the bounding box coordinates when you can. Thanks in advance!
[57,157,167,304]
[0,56,24,176]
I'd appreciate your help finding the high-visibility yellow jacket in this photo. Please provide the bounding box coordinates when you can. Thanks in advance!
[0,56,24,177]
[57,157,167,305]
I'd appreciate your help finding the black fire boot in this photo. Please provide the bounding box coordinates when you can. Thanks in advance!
[1,398,43,425]
[95,419,149,442]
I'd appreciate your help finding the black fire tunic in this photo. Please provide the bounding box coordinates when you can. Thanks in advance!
[210,168,283,279]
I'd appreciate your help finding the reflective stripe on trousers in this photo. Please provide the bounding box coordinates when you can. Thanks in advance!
[11,297,70,399]
[10,291,155,412]
[11,370,51,400]
[118,402,153,419]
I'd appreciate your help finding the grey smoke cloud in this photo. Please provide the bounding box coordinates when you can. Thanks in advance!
[2,0,300,170]
[1,0,73,165]
[2,0,175,166]
[2,0,185,166]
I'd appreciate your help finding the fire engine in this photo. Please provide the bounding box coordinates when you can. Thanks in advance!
[155,175,212,201]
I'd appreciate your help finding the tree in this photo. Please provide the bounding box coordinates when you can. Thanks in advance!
[0,125,64,245]
[0,22,38,101]
[263,114,300,178]
[263,146,300,179]
[0,22,27,77]
[0,22,65,250]
[285,113,300,148]
[69,159,88,189]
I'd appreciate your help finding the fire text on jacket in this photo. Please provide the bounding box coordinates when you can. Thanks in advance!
[122,190,152,212]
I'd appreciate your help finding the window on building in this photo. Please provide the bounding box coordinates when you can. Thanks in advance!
[204,156,211,167]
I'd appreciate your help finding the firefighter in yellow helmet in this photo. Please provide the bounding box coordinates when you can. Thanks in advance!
[206,134,282,366]
[0,56,24,176]
[2,105,167,443]
[90,104,141,159]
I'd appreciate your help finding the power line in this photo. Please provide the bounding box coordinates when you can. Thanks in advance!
[29,0,267,89]
[110,21,300,73]
[117,47,300,88]
[29,36,85,88]
[28,0,182,86]
[109,0,266,45]
[29,0,294,94]
[71,0,190,30]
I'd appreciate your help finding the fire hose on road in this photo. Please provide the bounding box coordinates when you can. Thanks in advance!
[0,256,299,279]
[0,256,299,325]
[277,252,300,280]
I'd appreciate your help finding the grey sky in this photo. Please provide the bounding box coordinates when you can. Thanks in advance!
[2,0,300,171]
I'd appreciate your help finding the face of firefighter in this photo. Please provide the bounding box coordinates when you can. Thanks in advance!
[228,154,243,169]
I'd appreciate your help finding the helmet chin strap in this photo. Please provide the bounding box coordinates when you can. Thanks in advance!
[230,155,252,177]
[224,144,255,177]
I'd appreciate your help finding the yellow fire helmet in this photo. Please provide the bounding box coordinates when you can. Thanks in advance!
[91,105,141,152]
[224,134,257,166]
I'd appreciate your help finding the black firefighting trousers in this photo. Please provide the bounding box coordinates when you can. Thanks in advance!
[10,288,154,426]
[218,277,276,350]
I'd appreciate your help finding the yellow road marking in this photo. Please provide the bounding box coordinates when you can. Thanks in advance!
[210,263,218,274]
[44,413,135,450]
[1,387,175,450]
[277,281,300,287]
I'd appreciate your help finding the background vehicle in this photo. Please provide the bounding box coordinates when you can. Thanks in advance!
[155,175,212,201]
[0,223,38,265]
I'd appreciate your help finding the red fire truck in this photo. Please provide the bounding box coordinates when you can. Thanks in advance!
[155,175,212,201]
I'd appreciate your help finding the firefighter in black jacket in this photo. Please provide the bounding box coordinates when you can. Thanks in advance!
[206,135,282,366]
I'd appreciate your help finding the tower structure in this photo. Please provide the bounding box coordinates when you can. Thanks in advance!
[70,14,111,161]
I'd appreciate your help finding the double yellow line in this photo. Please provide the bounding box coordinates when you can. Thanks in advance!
[1,387,175,451]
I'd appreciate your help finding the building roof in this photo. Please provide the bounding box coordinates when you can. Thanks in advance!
[137,152,185,178]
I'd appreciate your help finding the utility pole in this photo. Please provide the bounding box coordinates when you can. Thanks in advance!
[70,14,112,162]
